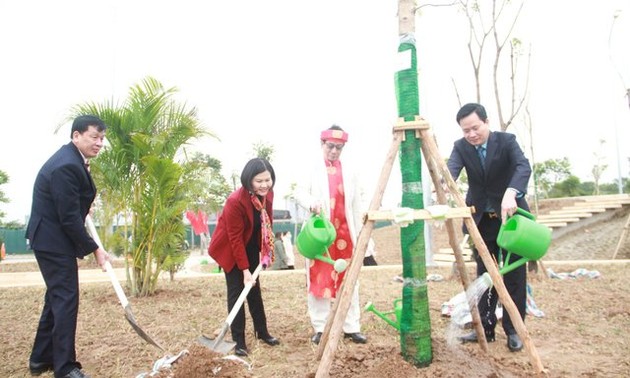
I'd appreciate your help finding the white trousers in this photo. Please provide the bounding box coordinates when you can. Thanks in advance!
[307,283,362,333]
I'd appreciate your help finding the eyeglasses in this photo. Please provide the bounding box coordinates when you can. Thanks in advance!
[324,142,345,151]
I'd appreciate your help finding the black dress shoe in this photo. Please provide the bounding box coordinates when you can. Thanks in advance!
[344,332,368,344]
[29,361,53,376]
[258,335,280,346]
[234,347,249,357]
[61,368,91,378]
[507,333,523,352]
[458,330,496,343]
[311,332,322,344]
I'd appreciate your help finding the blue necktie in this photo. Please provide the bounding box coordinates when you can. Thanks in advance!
[477,146,486,170]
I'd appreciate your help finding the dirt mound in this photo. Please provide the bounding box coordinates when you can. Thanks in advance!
[152,344,252,377]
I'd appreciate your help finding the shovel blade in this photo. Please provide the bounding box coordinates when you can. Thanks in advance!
[198,335,236,354]
[124,306,165,351]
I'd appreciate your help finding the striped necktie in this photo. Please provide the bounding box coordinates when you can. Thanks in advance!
[477,146,486,170]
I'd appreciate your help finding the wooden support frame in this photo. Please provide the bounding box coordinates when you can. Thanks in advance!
[313,116,545,377]
[612,211,630,260]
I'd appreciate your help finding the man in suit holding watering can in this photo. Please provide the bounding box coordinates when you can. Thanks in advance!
[294,125,371,345]
[447,103,531,352]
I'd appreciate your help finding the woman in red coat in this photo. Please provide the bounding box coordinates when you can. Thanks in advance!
[208,158,280,357]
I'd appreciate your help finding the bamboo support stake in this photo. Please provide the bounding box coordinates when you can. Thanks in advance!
[612,212,630,259]
[418,128,488,352]
[420,125,545,374]
[314,132,402,378]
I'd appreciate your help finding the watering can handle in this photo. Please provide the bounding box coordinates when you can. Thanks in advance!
[513,207,535,220]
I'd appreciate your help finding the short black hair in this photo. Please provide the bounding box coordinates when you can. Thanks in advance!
[240,158,275,191]
[71,115,107,138]
[456,103,488,124]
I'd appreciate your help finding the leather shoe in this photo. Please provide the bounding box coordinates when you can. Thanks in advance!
[234,347,249,357]
[311,332,322,344]
[258,335,280,346]
[458,330,495,343]
[507,333,523,352]
[29,361,53,376]
[344,332,368,344]
[61,368,91,378]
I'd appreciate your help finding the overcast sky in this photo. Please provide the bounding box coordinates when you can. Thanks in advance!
[1,0,629,223]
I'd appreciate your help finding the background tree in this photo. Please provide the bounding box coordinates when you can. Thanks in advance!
[251,141,274,161]
[183,152,231,215]
[591,139,608,195]
[532,157,571,200]
[549,175,586,198]
[69,77,212,296]
[0,169,8,222]
[454,0,529,132]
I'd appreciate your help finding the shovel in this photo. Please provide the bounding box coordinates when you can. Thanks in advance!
[85,215,165,351]
[198,263,263,354]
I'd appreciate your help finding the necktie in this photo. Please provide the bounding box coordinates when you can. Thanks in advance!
[477,146,486,170]
[84,161,90,172]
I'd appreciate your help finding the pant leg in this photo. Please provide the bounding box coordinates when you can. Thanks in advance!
[33,251,80,377]
[342,283,362,333]
[308,293,331,333]
[225,267,247,348]
[30,290,54,364]
[246,277,270,338]
[475,251,499,332]
[501,253,527,334]
[474,215,502,333]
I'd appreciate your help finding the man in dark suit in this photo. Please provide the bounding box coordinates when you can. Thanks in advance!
[447,103,531,352]
[26,115,110,378]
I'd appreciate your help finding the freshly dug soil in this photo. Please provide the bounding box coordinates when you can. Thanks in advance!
[1,202,628,377]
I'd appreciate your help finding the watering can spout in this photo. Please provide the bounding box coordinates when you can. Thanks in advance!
[364,299,402,330]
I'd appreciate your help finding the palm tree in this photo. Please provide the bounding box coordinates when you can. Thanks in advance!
[69,77,214,295]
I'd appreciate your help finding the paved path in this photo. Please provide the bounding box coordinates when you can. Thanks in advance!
[1,254,628,288]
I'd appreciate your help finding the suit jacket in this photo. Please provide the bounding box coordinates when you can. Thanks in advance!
[447,131,531,224]
[26,142,99,257]
[208,187,274,273]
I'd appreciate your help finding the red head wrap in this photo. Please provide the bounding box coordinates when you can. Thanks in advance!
[320,129,349,143]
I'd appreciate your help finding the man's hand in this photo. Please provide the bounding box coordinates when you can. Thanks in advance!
[94,247,111,271]
[501,189,518,223]
[310,202,322,215]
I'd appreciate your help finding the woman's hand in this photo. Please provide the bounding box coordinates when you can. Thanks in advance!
[243,269,256,286]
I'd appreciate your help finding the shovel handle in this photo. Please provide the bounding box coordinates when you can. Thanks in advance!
[85,216,129,308]
[105,261,129,308]
[225,264,263,326]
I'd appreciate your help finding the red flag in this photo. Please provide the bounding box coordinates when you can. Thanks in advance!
[186,210,209,235]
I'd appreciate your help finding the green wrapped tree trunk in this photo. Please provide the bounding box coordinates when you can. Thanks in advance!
[394,32,433,367]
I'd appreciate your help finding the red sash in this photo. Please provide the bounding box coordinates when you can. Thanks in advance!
[309,160,353,298]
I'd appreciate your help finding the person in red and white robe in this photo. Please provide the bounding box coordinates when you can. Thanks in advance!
[295,125,371,345]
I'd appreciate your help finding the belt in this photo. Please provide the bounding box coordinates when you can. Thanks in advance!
[484,212,498,219]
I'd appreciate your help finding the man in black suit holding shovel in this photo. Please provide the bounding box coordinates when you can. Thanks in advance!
[447,103,531,352]
[26,115,111,378]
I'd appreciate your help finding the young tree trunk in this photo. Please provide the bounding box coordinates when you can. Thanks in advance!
[396,0,432,367]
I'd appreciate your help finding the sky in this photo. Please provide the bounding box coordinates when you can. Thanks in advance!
[1,0,629,223]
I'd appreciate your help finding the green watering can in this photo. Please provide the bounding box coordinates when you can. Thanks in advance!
[496,207,552,275]
[364,298,402,330]
[296,213,347,273]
